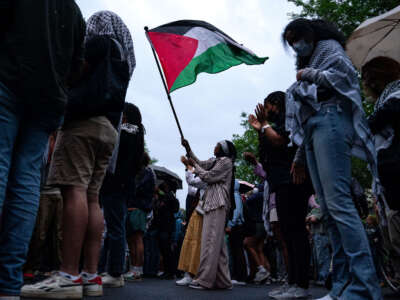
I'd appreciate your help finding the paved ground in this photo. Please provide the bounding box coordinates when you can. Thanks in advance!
[24,278,398,300]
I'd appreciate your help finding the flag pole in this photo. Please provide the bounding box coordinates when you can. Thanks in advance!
[144,26,185,141]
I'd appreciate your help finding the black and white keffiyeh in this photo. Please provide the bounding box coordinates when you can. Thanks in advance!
[373,80,400,152]
[86,10,136,77]
[286,39,381,194]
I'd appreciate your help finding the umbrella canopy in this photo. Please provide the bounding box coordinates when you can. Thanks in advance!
[150,165,183,190]
[346,5,400,70]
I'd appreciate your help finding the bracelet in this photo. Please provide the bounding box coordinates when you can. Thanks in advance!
[261,124,271,134]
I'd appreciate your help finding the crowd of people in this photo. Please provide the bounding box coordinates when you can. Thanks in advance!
[0,1,399,300]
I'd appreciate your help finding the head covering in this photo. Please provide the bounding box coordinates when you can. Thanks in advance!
[219,140,229,155]
[86,11,136,77]
[218,140,235,160]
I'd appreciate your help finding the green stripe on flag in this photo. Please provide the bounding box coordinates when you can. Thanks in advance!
[170,43,268,92]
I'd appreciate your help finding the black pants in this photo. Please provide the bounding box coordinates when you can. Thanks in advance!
[157,231,174,275]
[229,225,247,282]
[276,183,311,289]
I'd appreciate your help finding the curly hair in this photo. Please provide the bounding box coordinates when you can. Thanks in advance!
[282,18,346,70]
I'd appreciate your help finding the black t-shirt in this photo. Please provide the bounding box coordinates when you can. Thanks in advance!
[259,115,297,191]
[0,0,85,114]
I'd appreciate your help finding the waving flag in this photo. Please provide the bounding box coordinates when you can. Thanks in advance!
[146,20,268,92]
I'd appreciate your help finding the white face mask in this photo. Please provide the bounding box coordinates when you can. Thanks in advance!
[292,39,314,57]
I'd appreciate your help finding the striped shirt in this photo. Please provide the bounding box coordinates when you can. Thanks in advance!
[190,151,233,213]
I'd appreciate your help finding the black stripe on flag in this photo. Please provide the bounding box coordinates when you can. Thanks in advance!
[149,20,238,43]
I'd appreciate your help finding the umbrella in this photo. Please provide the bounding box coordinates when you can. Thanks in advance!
[346,5,400,70]
[150,165,183,190]
[238,180,255,194]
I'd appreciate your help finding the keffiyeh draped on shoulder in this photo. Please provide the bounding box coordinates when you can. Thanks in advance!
[86,10,136,77]
[371,80,400,153]
[286,39,381,194]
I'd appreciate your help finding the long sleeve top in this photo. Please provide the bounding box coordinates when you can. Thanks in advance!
[189,150,233,213]
[186,170,207,198]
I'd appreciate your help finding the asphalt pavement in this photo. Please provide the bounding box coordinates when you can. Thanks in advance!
[23,278,397,300]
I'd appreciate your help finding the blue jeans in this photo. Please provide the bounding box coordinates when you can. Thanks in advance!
[99,191,128,277]
[313,233,331,282]
[304,103,382,300]
[0,82,61,295]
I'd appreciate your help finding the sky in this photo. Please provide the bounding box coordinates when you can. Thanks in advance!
[76,0,300,208]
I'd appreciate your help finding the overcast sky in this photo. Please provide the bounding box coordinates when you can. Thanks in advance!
[76,0,300,208]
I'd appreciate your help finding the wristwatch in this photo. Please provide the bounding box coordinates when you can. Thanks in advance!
[261,124,271,134]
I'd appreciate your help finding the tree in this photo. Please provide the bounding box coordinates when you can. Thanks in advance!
[232,112,260,184]
[288,0,398,189]
[288,0,398,38]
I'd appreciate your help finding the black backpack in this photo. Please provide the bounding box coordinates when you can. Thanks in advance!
[66,37,130,121]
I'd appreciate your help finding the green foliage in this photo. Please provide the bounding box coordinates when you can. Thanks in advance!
[288,0,399,38]
[232,112,260,184]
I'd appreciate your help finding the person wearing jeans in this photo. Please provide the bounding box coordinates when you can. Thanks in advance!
[0,1,85,298]
[0,86,62,297]
[284,18,382,300]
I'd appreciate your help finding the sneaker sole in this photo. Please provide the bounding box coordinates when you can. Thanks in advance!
[176,282,191,286]
[83,287,103,297]
[21,291,82,299]
[103,282,125,288]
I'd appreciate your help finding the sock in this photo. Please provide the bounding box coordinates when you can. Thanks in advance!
[257,265,265,271]
[81,271,97,280]
[130,266,137,272]
[137,266,143,275]
[59,271,80,281]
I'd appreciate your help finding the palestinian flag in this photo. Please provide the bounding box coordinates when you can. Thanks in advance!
[146,20,268,93]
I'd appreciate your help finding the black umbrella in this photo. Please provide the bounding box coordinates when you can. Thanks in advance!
[150,165,183,190]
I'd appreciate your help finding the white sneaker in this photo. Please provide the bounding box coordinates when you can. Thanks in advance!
[254,267,270,283]
[101,274,124,288]
[268,283,293,298]
[21,273,83,299]
[176,274,192,286]
[82,275,103,297]
[274,286,309,299]
[315,295,334,300]
[231,279,247,286]
[123,270,142,282]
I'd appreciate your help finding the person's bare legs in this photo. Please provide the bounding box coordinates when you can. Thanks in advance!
[272,222,289,273]
[134,232,144,267]
[245,237,261,266]
[82,193,104,274]
[60,186,88,276]
[128,235,137,267]
[256,239,271,271]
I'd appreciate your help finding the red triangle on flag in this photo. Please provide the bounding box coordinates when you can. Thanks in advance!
[148,32,198,92]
